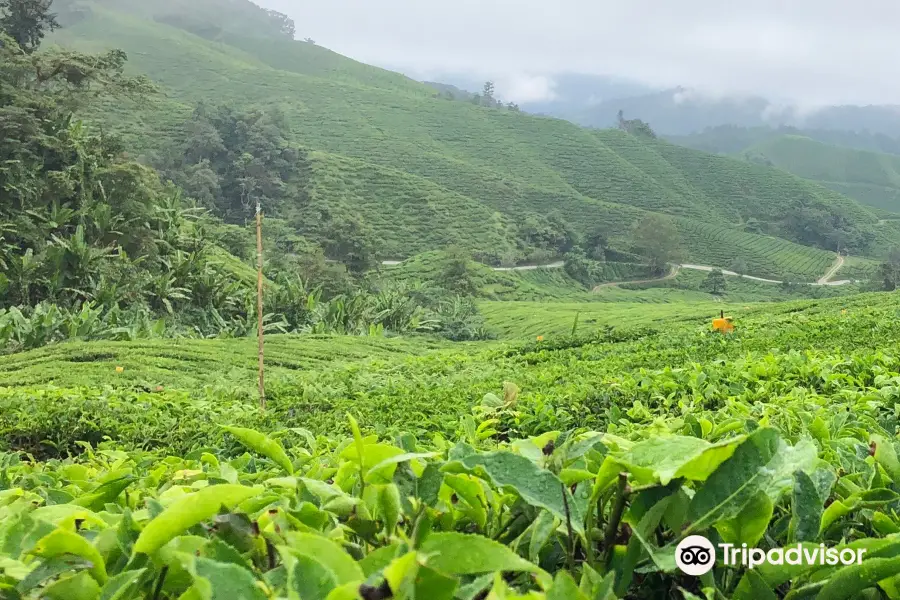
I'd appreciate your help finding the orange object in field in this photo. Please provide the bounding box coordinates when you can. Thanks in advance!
[712,311,734,334]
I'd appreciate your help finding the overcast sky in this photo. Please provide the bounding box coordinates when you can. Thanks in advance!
[258,0,900,106]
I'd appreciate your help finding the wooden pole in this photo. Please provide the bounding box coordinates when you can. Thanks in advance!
[256,200,266,410]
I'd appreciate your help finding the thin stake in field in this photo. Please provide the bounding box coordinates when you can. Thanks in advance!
[256,199,266,410]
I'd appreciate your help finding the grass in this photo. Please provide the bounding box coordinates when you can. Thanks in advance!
[47,2,897,279]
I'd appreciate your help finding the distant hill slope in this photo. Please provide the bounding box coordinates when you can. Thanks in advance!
[561,87,900,137]
[48,0,899,279]
[669,126,900,157]
[671,128,900,217]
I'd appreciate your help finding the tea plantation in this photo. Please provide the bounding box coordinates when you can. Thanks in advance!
[4,291,900,598]
[5,1,900,598]
[46,1,900,273]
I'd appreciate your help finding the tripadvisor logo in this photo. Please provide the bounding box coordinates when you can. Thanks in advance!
[675,535,867,576]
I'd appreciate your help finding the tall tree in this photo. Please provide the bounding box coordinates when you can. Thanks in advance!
[702,268,727,295]
[0,0,58,53]
[264,9,295,38]
[585,227,610,261]
[632,215,681,274]
[438,246,478,296]
[168,104,303,222]
[617,109,657,139]
[482,81,495,106]
[876,247,900,291]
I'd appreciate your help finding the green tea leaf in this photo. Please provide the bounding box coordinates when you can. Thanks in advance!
[283,551,338,600]
[410,565,458,600]
[376,484,402,536]
[99,569,147,600]
[16,556,92,593]
[283,533,364,584]
[365,452,438,484]
[716,490,773,547]
[43,571,101,600]
[732,569,778,600]
[443,474,488,530]
[873,513,900,536]
[382,550,419,593]
[72,476,134,512]
[222,426,294,475]
[191,556,268,600]
[529,511,558,563]
[616,434,744,485]
[133,484,258,555]
[31,529,107,584]
[547,571,590,600]
[359,543,401,577]
[418,533,547,579]
[820,497,859,535]
[763,439,818,501]
[444,451,584,535]
[871,435,900,484]
[791,470,823,543]
[818,556,900,600]
[686,428,780,533]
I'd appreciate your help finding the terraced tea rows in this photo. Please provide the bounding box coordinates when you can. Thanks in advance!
[51,3,898,278]
[676,220,836,280]
[2,289,896,451]
[0,335,446,391]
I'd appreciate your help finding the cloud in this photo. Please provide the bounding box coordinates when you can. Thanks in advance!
[494,74,557,103]
[258,0,900,106]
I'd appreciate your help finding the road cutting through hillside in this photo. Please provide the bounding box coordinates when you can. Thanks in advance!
[383,253,855,288]
[817,254,846,284]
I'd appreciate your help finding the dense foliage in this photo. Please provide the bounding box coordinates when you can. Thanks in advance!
[0,17,490,351]
[3,294,900,598]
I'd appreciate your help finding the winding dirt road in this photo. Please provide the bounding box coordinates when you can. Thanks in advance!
[817,254,846,285]
[382,252,855,288]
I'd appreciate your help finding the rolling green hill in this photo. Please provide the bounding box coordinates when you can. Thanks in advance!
[671,127,900,218]
[47,0,898,280]
[741,135,900,216]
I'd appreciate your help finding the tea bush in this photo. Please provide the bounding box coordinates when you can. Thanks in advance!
[2,393,900,599]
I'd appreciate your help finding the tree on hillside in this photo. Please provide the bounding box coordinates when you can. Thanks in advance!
[168,104,304,222]
[563,248,597,288]
[730,258,748,277]
[264,9,295,39]
[702,268,726,295]
[0,0,58,53]
[584,227,610,261]
[438,246,478,296]
[482,81,495,106]
[782,202,873,254]
[617,109,657,139]
[506,102,520,112]
[632,216,681,274]
[0,17,257,318]
[521,212,579,255]
[875,247,900,291]
[321,214,379,274]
